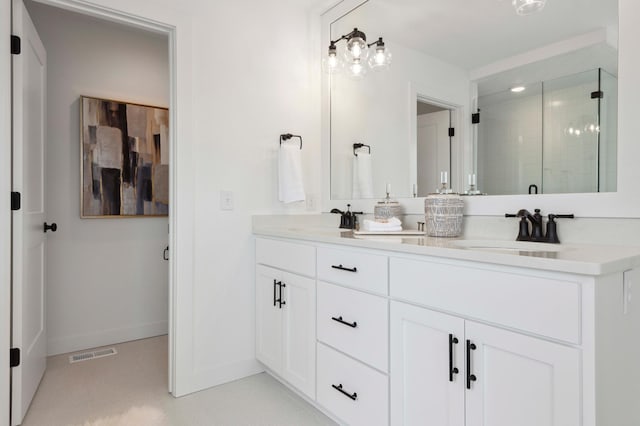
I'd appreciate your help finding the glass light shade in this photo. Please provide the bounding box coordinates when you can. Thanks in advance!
[344,36,368,61]
[368,45,392,70]
[512,0,546,15]
[322,51,344,75]
[347,57,367,80]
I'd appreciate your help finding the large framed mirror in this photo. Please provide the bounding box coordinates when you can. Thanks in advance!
[321,0,640,218]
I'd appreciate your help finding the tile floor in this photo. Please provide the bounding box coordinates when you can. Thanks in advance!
[22,336,336,426]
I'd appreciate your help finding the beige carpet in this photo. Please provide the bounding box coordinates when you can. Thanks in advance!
[22,336,335,426]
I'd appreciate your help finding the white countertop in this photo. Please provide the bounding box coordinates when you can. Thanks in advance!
[253,225,640,276]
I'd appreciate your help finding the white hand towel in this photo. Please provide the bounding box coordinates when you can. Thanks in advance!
[352,153,374,198]
[362,217,403,232]
[278,144,305,203]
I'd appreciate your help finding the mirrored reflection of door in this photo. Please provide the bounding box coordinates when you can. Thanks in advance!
[417,102,451,196]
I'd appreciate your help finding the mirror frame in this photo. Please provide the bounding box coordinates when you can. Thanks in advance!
[322,0,639,218]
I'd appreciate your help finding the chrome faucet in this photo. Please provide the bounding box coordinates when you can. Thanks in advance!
[506,209,574,243]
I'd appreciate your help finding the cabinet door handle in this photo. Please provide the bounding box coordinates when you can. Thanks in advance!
[278,282,286,309]
[331,264,357,273]
[466,340,477,389]
[331,316,357,328]
[449,334,459,382]
[331,383,357,401]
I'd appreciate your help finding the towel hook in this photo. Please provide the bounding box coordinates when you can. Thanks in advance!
[353,143,371,156]
[280,133,302,150]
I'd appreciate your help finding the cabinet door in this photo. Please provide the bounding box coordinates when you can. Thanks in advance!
[390,301,465,426]
[465,321,581,426]
[255,265,283,374]
[281,272,316,399]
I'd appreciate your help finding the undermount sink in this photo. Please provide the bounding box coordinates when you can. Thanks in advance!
[449,239,564,253]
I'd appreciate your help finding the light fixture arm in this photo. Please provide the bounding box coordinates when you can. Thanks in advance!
[367,37,385,48]
[330,27,367,47]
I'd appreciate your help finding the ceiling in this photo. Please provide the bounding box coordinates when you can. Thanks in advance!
[332,0,618,71]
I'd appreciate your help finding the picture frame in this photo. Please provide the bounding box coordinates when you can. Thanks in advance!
[80,95,169,218]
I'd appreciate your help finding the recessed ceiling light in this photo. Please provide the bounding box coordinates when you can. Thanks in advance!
[510,86,526,93]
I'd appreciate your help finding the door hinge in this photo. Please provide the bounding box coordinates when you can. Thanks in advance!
[11,192,21,211]
[591,91,604,99]
[472,112,480,124]
[448,127,455,137]
[10,348,20,368]
[11,35,21,55]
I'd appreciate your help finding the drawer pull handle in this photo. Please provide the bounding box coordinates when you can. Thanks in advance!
[466,340,477,389]
[331,264,357,273]
[449,334,459,382]
[331,316,357,328]
[331,383,358,401]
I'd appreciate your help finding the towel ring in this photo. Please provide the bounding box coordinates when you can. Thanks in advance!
[353,143,371,156]
[280,133,302,150]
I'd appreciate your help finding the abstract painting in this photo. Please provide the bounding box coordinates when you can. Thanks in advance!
[80,96,169,217]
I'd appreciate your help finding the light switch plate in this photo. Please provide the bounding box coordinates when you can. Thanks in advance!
[220,190,234,210]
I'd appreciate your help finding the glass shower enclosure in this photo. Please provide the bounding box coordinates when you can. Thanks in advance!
[476,68,617,195]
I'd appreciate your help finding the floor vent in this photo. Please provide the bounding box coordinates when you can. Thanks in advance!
[69,347,117,364]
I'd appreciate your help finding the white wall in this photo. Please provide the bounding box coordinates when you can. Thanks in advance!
[26,2,170,355]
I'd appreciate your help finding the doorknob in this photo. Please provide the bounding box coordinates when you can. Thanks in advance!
[43,222,57,233]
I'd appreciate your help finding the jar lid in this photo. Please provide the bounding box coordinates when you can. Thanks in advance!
[426,192,462,199]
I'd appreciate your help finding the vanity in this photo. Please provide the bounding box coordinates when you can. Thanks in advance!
[253,224,640,426]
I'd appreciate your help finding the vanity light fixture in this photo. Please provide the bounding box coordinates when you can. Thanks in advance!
[510,86,526,93]
[512,0,547,16]
[324,27,391,77]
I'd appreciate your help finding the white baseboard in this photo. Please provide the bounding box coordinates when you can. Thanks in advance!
[172,358,264,397]
[47,320,168,356]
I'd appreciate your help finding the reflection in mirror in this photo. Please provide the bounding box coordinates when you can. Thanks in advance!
[416,100,452,197]
[476,46,618,195]
[327,0,618,201]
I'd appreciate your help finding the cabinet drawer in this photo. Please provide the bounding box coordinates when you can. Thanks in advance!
[317,247,388,294]
[256,238,315,277]
[390,257,582,344]
[317,282,388,372]
[317,343,388,426]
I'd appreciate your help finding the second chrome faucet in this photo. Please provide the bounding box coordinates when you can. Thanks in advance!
[505,209,574,244]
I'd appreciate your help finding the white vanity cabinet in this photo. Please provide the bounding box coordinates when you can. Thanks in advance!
[389,255,607,426]
[254,233,640,426]
[390,301,580,426]
[255,240,316,399]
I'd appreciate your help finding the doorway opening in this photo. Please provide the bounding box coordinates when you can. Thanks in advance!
[11,1,176,424]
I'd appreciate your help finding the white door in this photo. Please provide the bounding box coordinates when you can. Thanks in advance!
[465,321,581,426]
[390,301,465,426]
[417,109,450,193]
[281,272,315,399]
[11,1,48,424]
[255,265,283,374]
